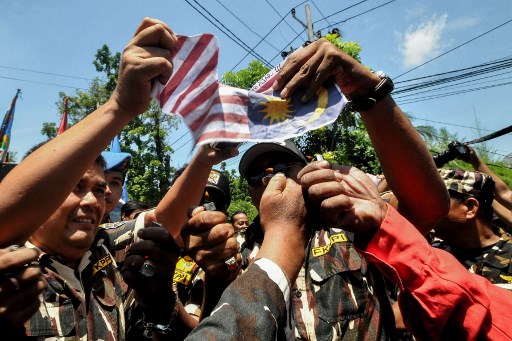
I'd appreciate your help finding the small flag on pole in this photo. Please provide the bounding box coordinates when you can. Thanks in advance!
[109,135,129,202]
[0,89,21,165]
[151,34,347,147]
[57,97,68,135]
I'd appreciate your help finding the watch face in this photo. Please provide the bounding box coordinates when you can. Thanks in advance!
[348,98,377,112]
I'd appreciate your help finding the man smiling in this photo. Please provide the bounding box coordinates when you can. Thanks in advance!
[28,157,108,267]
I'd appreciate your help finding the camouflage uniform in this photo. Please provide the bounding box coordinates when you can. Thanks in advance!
[241,218,394,340]
[24,219,143,340]
[433,231,512,290]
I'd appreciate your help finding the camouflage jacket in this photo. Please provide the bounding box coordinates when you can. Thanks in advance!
[241,218,394,340]
[24,219,143,340]
[187,261,290,340]
[433,231,512,289]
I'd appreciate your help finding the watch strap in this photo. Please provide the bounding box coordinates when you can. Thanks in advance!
[347,75,394,112]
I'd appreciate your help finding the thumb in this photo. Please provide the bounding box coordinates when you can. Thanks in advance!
[263,173,287,197]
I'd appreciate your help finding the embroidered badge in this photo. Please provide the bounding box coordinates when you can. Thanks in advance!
[173,255,196,285]
[311,233,348,257]
[93,254,113,275]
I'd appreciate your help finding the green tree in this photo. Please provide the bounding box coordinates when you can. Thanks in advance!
[218,163,258,221]
[41,122,57,139]
[222,60,270,90]
[46,44,179,206]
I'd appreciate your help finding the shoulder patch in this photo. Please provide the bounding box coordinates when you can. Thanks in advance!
[100,221,126,230]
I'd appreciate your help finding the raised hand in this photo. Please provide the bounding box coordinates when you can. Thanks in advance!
[272,38,380,102]
[298,160,387,234]
[181,208,241,282]
[0,247,45,335]
[111,17,177,117]
[122,227,180,307]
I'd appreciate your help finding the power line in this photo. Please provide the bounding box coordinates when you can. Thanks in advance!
[214,0,281,53]
[0,75,88,90]
[310,0,332,28]
[395,18,512,79]
[394,56,512,84]
[313,0,369,24]
[392,57,512,96]
[396,81,512,105]
[265,0,302,35]
[393,73,512,99]
[270,0,392,64]
[184,0,273,68]
[0,65,94,81]
[316,0,399,31]
[227,9,292,72]
[170,130,190,147]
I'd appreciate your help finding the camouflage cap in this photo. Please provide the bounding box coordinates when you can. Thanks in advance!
[438,168,494,199]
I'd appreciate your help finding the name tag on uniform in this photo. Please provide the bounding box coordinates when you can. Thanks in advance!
[173,255,196,285]
[93,254,113,274]
[311,233,348,257]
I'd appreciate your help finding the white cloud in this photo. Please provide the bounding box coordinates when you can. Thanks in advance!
[447,16,480,31]
[404,3,427,20]
[400,14,448,67]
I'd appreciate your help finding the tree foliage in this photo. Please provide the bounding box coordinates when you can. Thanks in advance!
[221,60,270,90]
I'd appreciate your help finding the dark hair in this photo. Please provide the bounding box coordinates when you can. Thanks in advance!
[170,164,188,187]
[449,183,495,221]
[24,139,106,170]
[230,210,247,224]
[23,139,52,160]
[121,200,150,218]
[95,155,107,170]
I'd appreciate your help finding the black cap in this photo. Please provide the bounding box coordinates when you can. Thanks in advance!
[205,169,231,210]
[239,140,307,178]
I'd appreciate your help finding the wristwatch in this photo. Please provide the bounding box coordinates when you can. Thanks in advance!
[347,71,394,112]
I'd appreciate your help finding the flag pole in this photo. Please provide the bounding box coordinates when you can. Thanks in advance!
[57,97,69,135]
[0,89,21,165]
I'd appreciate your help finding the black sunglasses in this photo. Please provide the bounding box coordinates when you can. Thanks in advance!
[246,163,294,188]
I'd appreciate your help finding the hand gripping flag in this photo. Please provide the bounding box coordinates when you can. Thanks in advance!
[151,34,347,146]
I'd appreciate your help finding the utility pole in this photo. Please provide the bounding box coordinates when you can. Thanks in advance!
[291,4,315,43]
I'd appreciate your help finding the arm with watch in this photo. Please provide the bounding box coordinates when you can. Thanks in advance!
[272,38,449,234]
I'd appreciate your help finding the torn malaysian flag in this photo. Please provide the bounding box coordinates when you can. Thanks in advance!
[151,34,347,146]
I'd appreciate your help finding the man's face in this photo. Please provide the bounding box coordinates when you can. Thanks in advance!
[232,213,249,231]
[245,153,304,209]
[104,170,124,217]
[30,163,107,260]
[434,196,471,241]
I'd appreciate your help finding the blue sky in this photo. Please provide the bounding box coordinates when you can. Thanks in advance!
[1,0,511,172]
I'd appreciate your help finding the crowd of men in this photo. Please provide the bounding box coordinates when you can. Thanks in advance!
[0,17,511,341]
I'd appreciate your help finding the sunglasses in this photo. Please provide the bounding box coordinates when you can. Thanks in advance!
[246,163,294,188]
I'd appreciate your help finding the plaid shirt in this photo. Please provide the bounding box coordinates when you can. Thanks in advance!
[241,218,394,340]
[24,219,142,340]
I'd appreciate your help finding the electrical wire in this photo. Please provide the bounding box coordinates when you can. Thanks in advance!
[271,0,389,64]
[310,0,332,28]
[0,75,88,90]
[227,12,291,72]
[0,65,94,81]
[265,0,302,35]
[396,81,512,105]
[214,0,281,53]
[312,0,369,24]
[184,0,273,68]
[169,130,190,147]
[395,18,512,79]
[316,0,399,31]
